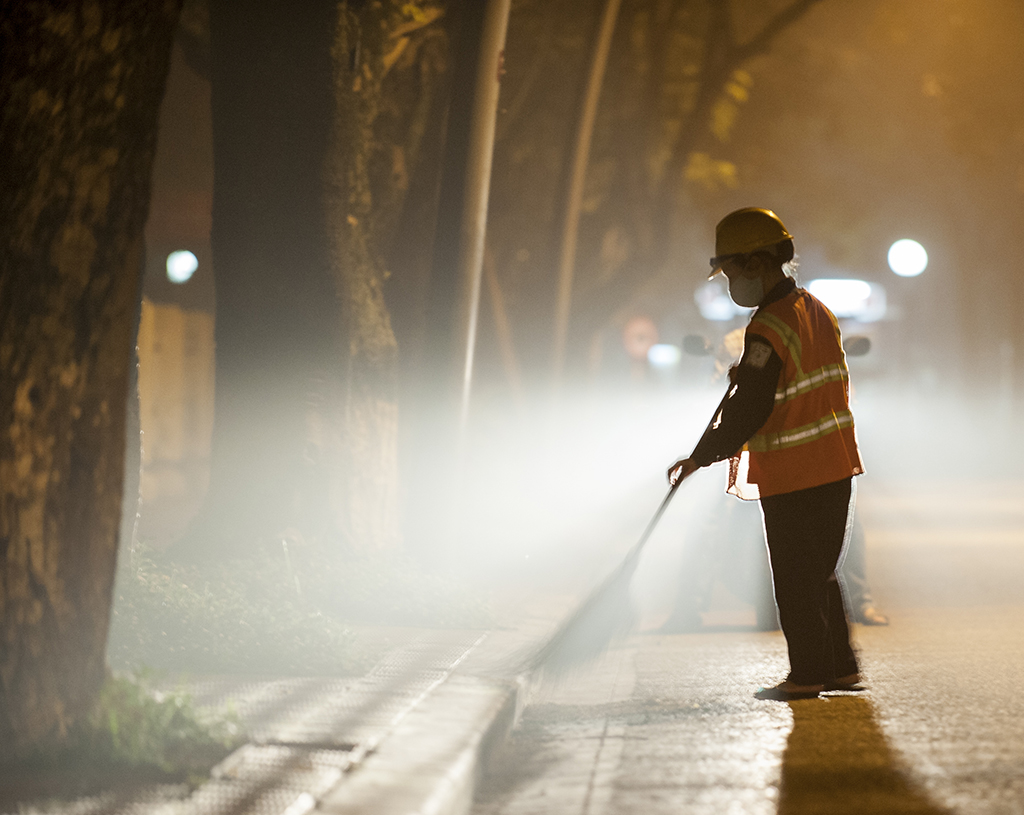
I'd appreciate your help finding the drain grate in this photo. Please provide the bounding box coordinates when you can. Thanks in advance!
[58,630,487,815]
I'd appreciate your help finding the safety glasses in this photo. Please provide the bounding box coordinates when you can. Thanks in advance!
[708,253,747,278]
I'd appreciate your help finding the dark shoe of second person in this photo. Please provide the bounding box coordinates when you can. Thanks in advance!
[658,606,703,634]
[857,604,889,626]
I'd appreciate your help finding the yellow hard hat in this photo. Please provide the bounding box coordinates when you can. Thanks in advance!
[709,207,793,276]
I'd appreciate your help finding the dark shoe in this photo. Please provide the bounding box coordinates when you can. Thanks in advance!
[857,604,889,626]
[754,680,822,701]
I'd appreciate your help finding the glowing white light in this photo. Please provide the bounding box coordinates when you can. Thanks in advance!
[808,278,886,322]
[281,793,316,815]
[648,343,682,368]
[694,279,752,321]
[887,239,928,277]
[809,278,870,312]
[166,250,198,283]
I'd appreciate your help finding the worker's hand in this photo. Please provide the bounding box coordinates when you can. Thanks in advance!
[667,457,699,487]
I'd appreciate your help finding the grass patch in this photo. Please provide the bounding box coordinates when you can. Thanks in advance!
[0,670,241,805]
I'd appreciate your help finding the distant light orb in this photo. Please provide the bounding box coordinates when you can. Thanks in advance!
[648,343,682,368]
[808,279,871,316]
[807,278,887,322]
[166,250,198,283]
[887,239,928,277]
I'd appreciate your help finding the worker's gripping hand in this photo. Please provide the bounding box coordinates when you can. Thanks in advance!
[667,458,699,487]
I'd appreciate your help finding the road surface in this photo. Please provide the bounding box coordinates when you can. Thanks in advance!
[473,478,1024,815]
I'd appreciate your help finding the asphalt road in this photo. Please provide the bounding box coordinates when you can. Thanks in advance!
[472,479,1024,815]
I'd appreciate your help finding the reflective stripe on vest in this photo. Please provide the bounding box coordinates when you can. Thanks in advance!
[740,287,863,497]
[746,409,855,452]
[775,363,848,404]
[752,311,803,370]
[748,297,851,458]
[750,309,850,406]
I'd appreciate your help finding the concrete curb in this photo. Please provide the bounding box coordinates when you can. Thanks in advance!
[313,600,574,815]
[318,674,523,815]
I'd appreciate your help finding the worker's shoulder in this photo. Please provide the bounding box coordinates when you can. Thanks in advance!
[758,287,836,325]
[749,290,799,330]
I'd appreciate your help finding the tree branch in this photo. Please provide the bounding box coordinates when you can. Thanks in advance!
[734,0,826,63]
[653,0,828,219]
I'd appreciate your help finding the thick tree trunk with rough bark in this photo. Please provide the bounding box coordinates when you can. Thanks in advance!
[0,0,180,757]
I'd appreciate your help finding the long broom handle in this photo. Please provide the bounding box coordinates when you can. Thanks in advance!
[624,382,735,567]
[528,382,740,672]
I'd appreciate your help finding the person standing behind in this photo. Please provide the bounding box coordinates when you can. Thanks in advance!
[668,208,865,700]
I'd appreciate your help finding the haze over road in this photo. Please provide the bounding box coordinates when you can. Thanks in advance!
[473,479,1024,815]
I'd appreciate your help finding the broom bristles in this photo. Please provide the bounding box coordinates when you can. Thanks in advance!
[522,385,731,679]
[526,550,643,677]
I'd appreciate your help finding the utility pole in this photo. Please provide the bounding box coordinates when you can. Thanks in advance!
[413,0,511,556]
[425,0,511,423]
[551,0,622,386]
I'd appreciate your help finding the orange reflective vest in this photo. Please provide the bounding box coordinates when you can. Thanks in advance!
[738,286,864,498]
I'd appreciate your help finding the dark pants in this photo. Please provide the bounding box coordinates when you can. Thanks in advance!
[760,477,859,685]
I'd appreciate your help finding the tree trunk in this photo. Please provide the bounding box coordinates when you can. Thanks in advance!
[326,2,403,551]
[181,0,450,555]
[188,0,340,554]
[0,0,180,757]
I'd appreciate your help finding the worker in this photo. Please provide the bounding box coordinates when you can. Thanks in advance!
[671,327,888,630]
[667,207,865,701]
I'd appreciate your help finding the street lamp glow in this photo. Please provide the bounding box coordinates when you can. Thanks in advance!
[648,343,682,368]
[808,278,870,319]
[887,239,928,277]
[166,250,198,283]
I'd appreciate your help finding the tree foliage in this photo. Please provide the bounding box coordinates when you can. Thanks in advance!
[485,0,825,383]
[723,0,1024,391]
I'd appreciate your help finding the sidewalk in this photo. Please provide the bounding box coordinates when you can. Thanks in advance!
[0,592,575,815]
[192,598,574,815]
[309,594,581,815]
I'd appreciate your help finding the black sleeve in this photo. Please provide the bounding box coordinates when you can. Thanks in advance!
[690,337,782,467]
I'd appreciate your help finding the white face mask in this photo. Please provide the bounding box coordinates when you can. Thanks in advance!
[728,273,764,308]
